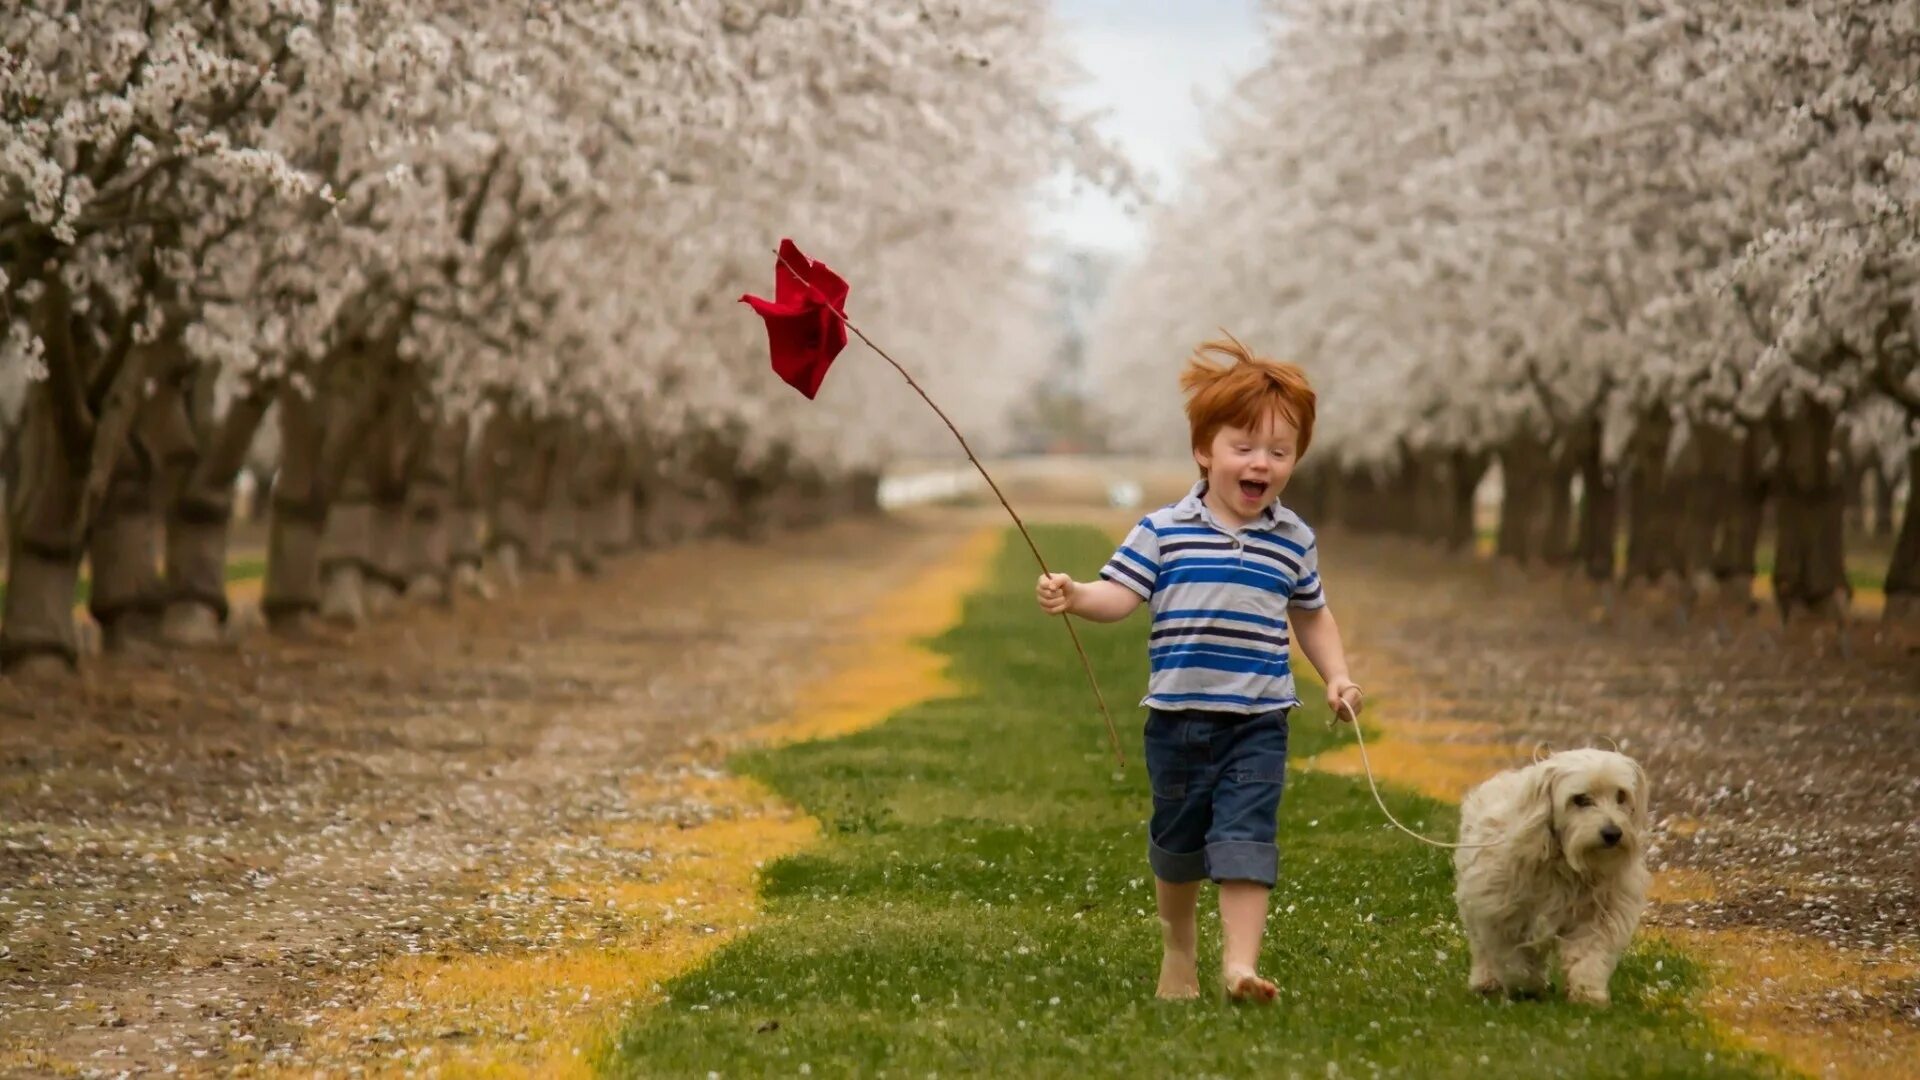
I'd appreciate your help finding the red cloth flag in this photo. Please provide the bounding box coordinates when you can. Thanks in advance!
[740,239,850,400]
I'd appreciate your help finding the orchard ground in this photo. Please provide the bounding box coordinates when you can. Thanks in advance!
[1,458,1915,1077]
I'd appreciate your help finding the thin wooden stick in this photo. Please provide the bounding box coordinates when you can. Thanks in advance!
[774,248,1125,767]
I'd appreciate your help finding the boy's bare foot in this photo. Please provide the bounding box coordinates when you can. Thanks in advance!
[1223,968,1278,1003]
[1157,952,1201,1000]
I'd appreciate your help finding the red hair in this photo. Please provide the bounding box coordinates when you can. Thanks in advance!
[1180,334,1316,476]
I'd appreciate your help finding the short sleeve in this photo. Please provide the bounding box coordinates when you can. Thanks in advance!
[1288,537,1326,610]
[1099,517,1160,600]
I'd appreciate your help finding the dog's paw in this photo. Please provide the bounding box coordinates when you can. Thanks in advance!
[1566,983,1611,1008]
[1468,970,1501,995]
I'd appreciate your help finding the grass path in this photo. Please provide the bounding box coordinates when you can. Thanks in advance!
[606,526,1781,1078]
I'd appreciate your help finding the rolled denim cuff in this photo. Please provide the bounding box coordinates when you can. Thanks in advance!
[1147,838,1208,883]
[1206,840,1278,886]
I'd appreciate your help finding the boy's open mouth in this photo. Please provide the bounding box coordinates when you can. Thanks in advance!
[1237,479,1269,500]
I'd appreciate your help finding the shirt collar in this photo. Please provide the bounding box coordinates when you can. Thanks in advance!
[1174,479,1282,531]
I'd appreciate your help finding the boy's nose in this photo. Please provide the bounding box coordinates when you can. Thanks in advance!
[1600,825,1623,847]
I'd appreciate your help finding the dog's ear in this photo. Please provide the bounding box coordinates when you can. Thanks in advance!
[1513,759,1562,866]
[1628,757,1650,821]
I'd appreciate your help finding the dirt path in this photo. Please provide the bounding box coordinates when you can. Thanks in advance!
[1307,534,1920,1079]
[0,512,995,1077]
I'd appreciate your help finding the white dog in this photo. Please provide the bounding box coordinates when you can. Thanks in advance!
[1452,748,1650,1007]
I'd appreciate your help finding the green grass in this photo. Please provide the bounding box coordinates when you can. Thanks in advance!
[0,557,265,608]
[605,526,1781,1079]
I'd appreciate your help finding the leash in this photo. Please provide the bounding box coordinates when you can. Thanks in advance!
[1333,693,1504,851]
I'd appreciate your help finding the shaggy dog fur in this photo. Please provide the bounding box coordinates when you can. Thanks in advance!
[1453,748,1651,1007]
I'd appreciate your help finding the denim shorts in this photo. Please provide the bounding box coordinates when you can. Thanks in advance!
[1142,707,1290,887]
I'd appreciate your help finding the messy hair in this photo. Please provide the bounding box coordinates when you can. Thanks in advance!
[1179,333,1316,475]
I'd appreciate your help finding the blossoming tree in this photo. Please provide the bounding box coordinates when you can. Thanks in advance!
[1090,0,1919,625]
[3,0,1108,674]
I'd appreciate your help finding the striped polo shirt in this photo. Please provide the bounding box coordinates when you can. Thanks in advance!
[1099,480,1326,715]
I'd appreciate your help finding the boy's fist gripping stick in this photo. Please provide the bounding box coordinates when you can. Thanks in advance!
[743,239,1124,767]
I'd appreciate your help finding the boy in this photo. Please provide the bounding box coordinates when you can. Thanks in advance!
[1035,336,1362,1002]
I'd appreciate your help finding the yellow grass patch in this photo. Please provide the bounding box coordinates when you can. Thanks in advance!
[1654,926,1920,1080]
[1300,655,1528,805]
[279,527,1001,1077]
[733,528,1000,751]
[1647,866,1720,904]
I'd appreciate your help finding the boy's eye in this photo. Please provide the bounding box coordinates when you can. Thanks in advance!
[1571,794,1594,808]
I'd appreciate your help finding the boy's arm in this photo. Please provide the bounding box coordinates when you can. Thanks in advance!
[1037,574,1144,623]
[1291,604,1362,717]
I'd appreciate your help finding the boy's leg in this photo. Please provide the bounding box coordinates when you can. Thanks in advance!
[1144,710,1210,1000]
[1219,881,1277,1001]
[1155,878,1202,999]
[1204,711,1289,1002]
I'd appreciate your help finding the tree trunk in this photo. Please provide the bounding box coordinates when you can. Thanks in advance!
[319,465,377,627]
[2,384,88,673]
[1496,434,1549,564]
[1869,462,1897,540]
[2,275,154,673]
[86,444,164,652]
[1708,424,1767,611]
[319,374,419,624]
[523,427,567,573]
[1623,411,1683,591]
[443,415,488,596]
[1541,452,1574,567]
[1881,444,1920,625]
[263,385,339,633]
[1573,421,1619,584]
[1771,401,1850,620]
[1671,424,1719,596]
[160,385,274,645]
[401,421,462,603]
[1443,450,1484,552]
[1840,448,1867,539]
[486,412,542,582]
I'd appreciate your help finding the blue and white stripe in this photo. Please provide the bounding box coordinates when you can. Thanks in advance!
[1100,480,1326,714]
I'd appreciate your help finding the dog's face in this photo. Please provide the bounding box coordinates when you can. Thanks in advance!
[1533,749,1648,874]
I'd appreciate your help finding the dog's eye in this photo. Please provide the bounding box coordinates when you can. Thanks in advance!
[1571,794,1594,808]
[1616,790,1629,806]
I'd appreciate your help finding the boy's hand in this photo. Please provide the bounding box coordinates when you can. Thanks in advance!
[1327,678,1363,722]
[1036,573,1076,615]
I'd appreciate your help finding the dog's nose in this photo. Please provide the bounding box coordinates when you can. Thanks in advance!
[1601,825,1623,847]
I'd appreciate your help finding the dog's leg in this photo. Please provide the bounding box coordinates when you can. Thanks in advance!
[1562,871,1648,1007]
[1464,920,1547,998]
[1559,929,1620,1007]
[1499,944,1550,998]
[1468,954,1500,995]
[1561,899,1642,1006]
[1460,913,1503,994]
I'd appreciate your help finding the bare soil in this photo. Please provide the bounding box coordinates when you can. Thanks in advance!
[0,512,969,1077]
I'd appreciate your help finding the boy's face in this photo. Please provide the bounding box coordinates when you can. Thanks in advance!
[1195,411,1299,523]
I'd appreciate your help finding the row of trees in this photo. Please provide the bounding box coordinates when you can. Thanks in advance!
[1091,0,1919,624]
[3,2,1118,676]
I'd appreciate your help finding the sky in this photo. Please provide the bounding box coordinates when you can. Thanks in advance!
[1040,0,1268,258]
